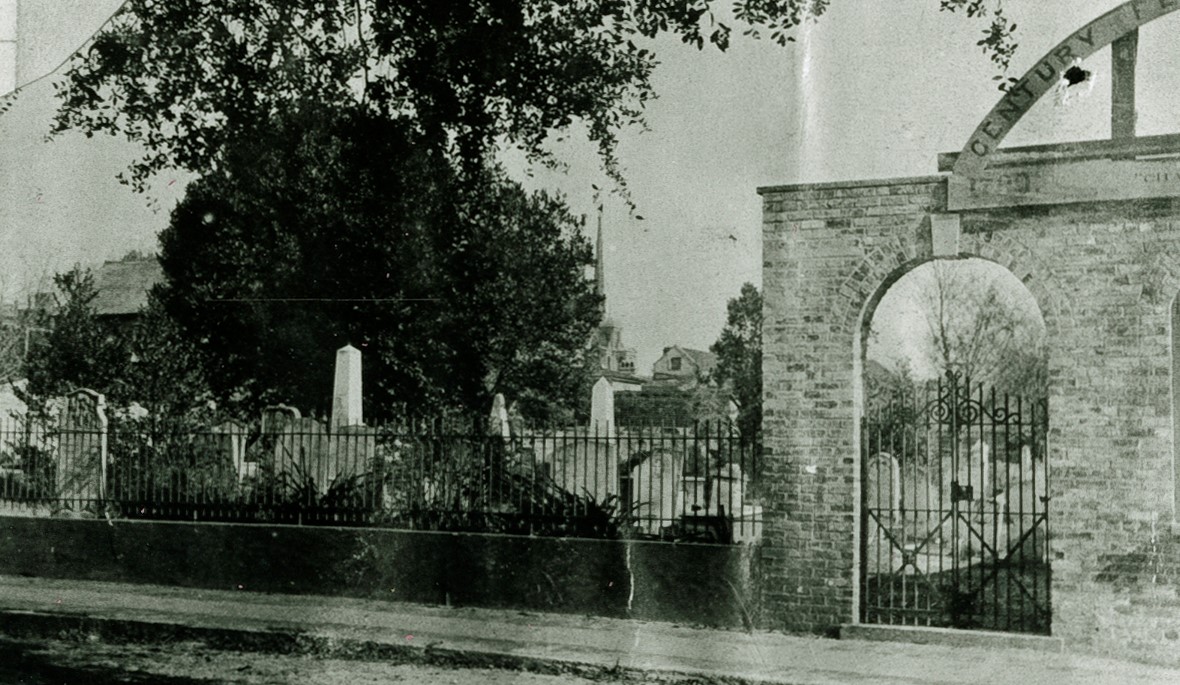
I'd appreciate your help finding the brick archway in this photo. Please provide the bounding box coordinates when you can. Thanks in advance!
[846,225,1067,344]
[852,237,1056,633]
[762,172,1180,655]
[759,176,1070,635]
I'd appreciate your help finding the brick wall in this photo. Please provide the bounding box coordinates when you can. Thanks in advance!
[759,176,943,633]
[962,200,1180,663]
[760,174,1180,663]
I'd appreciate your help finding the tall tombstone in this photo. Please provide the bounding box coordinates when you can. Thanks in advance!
[331,344,363,429]
[211,419,251,482]
[59,389,108,510]
[589,376,615,437]
[488,393,510,439]
[262,404,301,434]
[630,447,682,536]
[865,452,901,524]
[261,404,300,477]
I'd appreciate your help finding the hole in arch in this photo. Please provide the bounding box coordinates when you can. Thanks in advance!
[1063,65,1090,87]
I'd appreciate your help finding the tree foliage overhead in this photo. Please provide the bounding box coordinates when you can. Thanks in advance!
[710,282,761,441]
[155,106,600,420]
[23,268,125,400]
[52,0,1018,191]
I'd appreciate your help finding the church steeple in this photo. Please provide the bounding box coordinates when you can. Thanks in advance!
[588,206,636,375]
[594,204,605,310]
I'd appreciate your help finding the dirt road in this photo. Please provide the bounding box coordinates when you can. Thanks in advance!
[0,637,625,685]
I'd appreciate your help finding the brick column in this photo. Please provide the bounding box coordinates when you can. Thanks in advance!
[759,176,944,632]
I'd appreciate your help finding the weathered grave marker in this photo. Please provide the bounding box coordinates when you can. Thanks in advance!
[331,344,363,429]
[59,389,108,511]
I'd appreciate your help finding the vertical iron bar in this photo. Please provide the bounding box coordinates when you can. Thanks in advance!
[1030,396,1040,632]
[1041,398,1051,633]
[990,384,998,631]
[863,410,873,627]
[947,373,958,627]
[1004,390,1013,632]
[975,377,984,629]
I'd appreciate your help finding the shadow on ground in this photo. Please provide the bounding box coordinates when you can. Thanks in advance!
[0,638,215,685]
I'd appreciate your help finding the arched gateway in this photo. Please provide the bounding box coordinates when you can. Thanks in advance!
[859,258,1051,633]
[759,1,1180,659]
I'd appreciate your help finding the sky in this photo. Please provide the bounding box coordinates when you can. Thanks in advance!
[2,1,1179,373]
[869,259,1045,380]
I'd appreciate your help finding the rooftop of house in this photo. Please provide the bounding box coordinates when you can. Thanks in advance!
[680,347,717,374]
[92,258,165,317]
[657,345,717,377]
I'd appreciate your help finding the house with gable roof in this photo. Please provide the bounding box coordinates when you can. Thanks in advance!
[650,345,716,391]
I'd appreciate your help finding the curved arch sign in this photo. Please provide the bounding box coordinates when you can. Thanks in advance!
[953,0,1180,178]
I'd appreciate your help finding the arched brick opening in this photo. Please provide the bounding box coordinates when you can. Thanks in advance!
[842,233,1065,343]
[851,249,1054,632]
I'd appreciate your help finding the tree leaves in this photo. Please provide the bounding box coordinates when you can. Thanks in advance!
[710,282,761,441]
[50,1,1017,194]
[940,0,1019,73]
[154,106,599,419]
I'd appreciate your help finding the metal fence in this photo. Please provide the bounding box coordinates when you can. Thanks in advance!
[861,372,1050,634]
[0,415,761,544]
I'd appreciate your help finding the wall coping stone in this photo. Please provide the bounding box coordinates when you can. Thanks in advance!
[757,174,948,195]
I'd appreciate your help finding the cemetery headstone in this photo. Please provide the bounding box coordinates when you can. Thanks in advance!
[212,419,251,482]
[548,432,618,506]
[331,344,363,429]
[488,393,509,439]
[59,389,108,511]
[589,376,615,438]
[630,447,682,536]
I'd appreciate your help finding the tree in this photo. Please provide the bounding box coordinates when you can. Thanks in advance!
[23,268,128,400]
[50,1,1017,193]
[155,106,600,420]
[867,260,1046,406]
[22,267,213,421]
[913,261,1046,399]
[710,283,761,441]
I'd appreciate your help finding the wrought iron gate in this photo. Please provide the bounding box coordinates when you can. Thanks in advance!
[860,370,1050,634]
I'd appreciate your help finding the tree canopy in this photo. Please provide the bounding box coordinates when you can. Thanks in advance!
[710,282,761,441]
[51,0,1018,192]
[154,106,600,420]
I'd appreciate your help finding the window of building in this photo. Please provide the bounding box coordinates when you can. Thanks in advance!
[670,357,682,371]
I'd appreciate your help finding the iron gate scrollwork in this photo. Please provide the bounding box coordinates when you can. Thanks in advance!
[860,370,1050,634]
